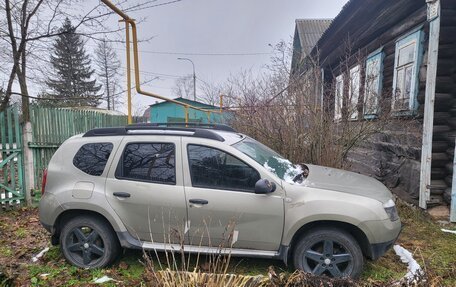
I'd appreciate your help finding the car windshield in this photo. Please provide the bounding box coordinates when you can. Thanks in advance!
[232,137,303,182]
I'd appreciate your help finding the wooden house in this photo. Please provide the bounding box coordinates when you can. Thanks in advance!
[292,0,455,219]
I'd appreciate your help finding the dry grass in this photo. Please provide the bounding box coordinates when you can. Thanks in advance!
[0,201,455,286]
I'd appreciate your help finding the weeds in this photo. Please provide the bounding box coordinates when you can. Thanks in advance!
[0,204,455,286]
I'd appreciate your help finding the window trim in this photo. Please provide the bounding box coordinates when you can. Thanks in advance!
[391,29,424,116]
[186,144,261,193]
[348,65,361,120]
[72,142,114,176]
[334,74,344,121]
[363,48,384,119]
[115,142,177,185]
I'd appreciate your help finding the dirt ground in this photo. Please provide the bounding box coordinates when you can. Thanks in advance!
[0,202,455,287]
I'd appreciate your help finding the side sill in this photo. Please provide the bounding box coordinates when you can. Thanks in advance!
[117,231,284,259]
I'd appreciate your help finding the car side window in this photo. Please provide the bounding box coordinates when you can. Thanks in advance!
[117,143,176,184]
[187,144,260,192]
[73,143,113,176]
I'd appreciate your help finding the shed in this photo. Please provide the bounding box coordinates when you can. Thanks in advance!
[148,97,226,124]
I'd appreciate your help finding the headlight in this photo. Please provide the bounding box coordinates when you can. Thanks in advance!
[383,199,399,221]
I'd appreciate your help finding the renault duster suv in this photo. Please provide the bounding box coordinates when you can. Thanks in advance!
[39,123,401,278]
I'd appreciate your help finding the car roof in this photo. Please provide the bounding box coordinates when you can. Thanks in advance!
[81,123,245,145]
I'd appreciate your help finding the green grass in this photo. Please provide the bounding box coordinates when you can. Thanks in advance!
[0,247,12,258]
[14,227,28,239]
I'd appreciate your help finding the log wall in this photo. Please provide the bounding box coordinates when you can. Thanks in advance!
[314,0,456,207]
[320,1,428,204]
[433,1,456,205]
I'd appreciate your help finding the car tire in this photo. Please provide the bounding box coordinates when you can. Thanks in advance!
[293,227,364,278]
[60,215,120,268]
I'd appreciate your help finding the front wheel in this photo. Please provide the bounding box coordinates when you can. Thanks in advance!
[60,215,120,268]
[293,228,364,278]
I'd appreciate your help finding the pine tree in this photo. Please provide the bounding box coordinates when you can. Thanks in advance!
[46,18,101,107]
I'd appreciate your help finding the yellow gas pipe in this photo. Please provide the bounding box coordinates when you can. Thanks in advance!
[101,0,222,124]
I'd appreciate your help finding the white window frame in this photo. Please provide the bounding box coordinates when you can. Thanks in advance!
[392,29,423,114]
[348,65,360,120]
[334,74,344,121]
[364,49,384,119]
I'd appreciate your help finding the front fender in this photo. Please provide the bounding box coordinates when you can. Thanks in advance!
[282,187,387,246]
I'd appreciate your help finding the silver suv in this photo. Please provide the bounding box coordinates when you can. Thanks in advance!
[39,123,401,278]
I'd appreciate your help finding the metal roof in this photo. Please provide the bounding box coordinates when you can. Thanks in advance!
[295,19,332,57]
[148,97,219,109]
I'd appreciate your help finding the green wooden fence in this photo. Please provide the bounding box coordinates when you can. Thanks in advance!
[0,105,25,206]
[29,106,129,191]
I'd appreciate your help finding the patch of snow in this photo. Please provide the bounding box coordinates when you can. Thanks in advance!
[441,228,456,234]
[393,244,423,280]
[93,276,115,284]
[263,161,276,173]
[274,157,306,185]
[184,220,190,234]
[231,230,239,245]
[31,247,49,262]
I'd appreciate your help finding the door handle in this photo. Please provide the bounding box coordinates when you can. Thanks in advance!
[113,192,131,198]
[189,199,208,205]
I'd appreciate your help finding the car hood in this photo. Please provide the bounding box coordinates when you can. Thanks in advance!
[290,164,392,203]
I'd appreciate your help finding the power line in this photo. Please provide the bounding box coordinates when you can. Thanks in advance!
[121,67,183,79]
[137,50,273,56]
[124,0,184,12]
[106,45,273,57]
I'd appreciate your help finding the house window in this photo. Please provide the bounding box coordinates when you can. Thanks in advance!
[334,74,344,121]
[364,50,384,118]
[392,30,423,114]
[348,65,360,120]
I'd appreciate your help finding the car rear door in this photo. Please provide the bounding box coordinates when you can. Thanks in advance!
[181,137,285,251]
[105,136,188,243]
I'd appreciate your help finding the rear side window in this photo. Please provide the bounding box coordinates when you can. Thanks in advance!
[117,143,176,184]
[73,143,113,176]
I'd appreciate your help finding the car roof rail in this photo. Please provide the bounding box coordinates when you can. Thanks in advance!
[129,122,237,132]
[82,126,226,142]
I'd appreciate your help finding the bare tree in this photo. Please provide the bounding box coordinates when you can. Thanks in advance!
[172,75,194,99]
[0,0,113,119]
[224,40,393,169]
[198,78,237,108]
[0,0,160,119]
[94,37,122,110]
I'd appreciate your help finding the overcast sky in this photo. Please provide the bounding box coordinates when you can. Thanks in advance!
[88,0,347,112]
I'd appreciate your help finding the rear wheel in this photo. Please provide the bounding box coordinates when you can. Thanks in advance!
[293,228,363,278]
[60,215,120,268]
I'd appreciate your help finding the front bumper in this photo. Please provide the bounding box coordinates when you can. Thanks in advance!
[368,223,402,260]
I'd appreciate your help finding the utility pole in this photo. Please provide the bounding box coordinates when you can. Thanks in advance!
[178,57,196,101]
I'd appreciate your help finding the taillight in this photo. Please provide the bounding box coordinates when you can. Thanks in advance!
[41,169,48,195]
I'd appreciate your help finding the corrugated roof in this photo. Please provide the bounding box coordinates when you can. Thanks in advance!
[149,97,219,109]
[295,19,332,56]
[313,0,358,51]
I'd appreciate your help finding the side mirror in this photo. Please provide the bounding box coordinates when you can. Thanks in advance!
[255,179,276,194]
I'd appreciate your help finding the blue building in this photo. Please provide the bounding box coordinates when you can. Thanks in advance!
[148,97,228,124]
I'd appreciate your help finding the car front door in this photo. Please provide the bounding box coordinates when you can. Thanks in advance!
[105,136,188,243]
[181,138,284,251]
